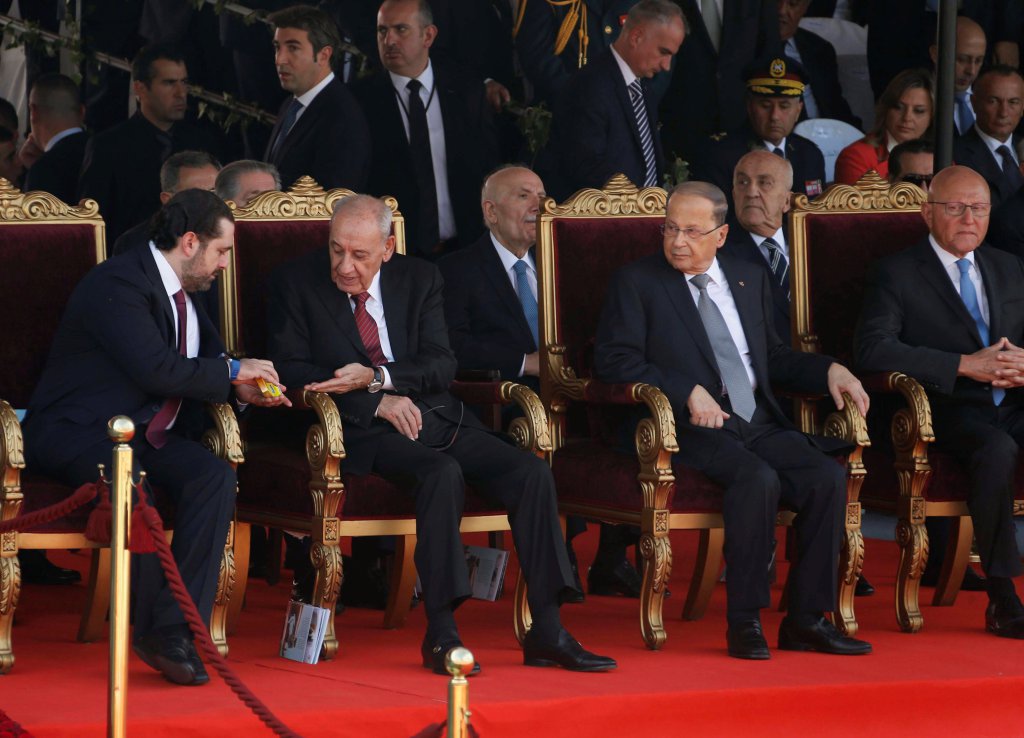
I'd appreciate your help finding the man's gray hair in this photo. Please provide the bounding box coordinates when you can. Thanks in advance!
[215,160,282,202]
[624,0,684,30]
[160,150,221,194]
[667,181,729,226]
[332,194,393,240]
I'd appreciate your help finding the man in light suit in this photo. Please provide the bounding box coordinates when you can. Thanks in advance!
[24,190,289,686]
[594,180,872,659]
[856,166,1024,639]
[266,194,616,674]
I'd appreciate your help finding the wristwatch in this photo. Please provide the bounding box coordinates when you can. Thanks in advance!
[367,366,384,393]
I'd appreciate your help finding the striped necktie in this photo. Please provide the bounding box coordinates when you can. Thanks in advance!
[762,237,790,301]
[628,79,658,188]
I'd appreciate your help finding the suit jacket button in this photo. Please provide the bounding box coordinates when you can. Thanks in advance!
[605,25,612,34]
[151,404,161,412]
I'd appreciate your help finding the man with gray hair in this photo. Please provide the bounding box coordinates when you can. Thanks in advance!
[595,180,872,660]
[215,160,281,207]
[21,73,87,204]
[267,194,616,675]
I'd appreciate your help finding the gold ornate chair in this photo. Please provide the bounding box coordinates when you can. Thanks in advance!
[225,178,541,659]
[0,180,241,672]
[537,175,871,648]
[787,171,1021,632]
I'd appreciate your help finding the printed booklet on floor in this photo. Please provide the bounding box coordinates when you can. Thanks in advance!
[280,600,331,664]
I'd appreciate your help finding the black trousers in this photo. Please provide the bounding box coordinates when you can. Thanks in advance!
[675,403,845,615]
[41,432,236,638]
[932,402,1024,580]
[369,402,577,618]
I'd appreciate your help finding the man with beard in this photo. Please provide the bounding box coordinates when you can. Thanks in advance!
[23,189,290,686]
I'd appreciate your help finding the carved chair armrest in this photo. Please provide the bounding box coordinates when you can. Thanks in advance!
[451,380,552,454]
[449,379,508,406]
[300,390,347,467]
[858,371,935,449]
[0,399,25,505]
[454,369,502,382]
[581,379,653,405]
[203,402,245,466]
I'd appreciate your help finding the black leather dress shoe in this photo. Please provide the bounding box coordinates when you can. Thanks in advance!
[587,560,642,598]
[133,633,208,685]
[726,620,770,660]
[522,628,616,671]
[19,551,82,585]
[421,638,481,676]
[778,616,872,655]
[854,575,875,597]
[985,598,1024,639]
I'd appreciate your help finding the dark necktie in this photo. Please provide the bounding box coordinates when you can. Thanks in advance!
[406,79,440,249]
[628,79,658,187]
[513,260,539,346]
[955,91,974,132]
[996,145,1023,193]
[269,98,304,160]
[146,290,187,449]
[772,146,785,158]
[762,237,790,301]
[689,273,756,421]
[353,292,388,366]
[956,259,1004,404]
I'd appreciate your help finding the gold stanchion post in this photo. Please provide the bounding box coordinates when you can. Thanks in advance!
[107,416,135,738]
[446,647,475,738]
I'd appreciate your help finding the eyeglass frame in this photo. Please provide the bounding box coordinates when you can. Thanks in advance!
[900,173,933,188]
[926,200,992,217]
[660,222,727,240]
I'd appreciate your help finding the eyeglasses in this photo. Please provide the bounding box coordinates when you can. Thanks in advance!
[901,174,933,188]
[928,201,991,217]
[661,223,725,240]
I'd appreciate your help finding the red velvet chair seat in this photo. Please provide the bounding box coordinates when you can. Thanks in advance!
[862,446,1024,504]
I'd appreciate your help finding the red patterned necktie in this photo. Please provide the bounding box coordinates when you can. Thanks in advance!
[353,292,388,366]
[146,289,187,449]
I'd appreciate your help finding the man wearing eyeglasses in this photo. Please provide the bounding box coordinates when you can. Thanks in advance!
[595,180,872,660]
[856,166,1024,640]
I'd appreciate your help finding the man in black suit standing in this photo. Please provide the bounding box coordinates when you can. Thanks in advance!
[267,194,616,674]
[78,44,221,242]
[353,0,499,259]
[953,66,1024,208]
[264,5,371,192]
[856,166,1024,639]
[692,58,825,204]
[777,0,858,127]
[24,190,290,685]
[552,0,685,199]
[594,180,872,659]
[19,73,87,204]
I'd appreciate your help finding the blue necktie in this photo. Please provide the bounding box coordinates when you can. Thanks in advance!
[269,98,304,160]
[956,258,1004,405]
[513,260,539,346]
[955,91,974,132]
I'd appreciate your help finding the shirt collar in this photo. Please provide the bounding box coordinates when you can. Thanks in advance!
[750,227,787,253]
[610,46,638,88]
[690,257,727,286]
[490,232,535,274]
[149,241,184,297]
[929,233,977,271]
[295,71,335,108]
[44,126,83,152]
[974,124,1016,158]
[389,60,435,98]
[762,137,787,154]
[348,268,383,304]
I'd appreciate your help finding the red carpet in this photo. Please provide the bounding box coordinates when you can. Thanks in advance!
[4,529,1024,737]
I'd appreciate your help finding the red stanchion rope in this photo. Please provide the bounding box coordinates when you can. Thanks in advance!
[137,502,301,738]
[0,483,97,534]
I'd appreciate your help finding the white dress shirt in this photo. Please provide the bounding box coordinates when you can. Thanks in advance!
[929,235,990,325]
[762,136,787,157]
[388,61,457,241]
[44,126,83,152]
[686,258,758,390]
[784,38,820,119]
[346,269,397,390]
[751,227,789,269]
[974,124,1018,168]
[610,46,638,88]
[491,232,537,377]
[150,242,199,428]
[292,71,335,127]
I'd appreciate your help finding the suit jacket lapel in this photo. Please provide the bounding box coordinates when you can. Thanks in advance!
[140,245,176,341]
[309,252,373,363]
[610,57,646,157]
[656,260,719,373]
[720,257,769,385]
[480,240,535,346]
[976,246,1005,339]
[380,260,408,361]
[915,239,986,347]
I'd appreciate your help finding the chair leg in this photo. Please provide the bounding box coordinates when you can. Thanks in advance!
[311,531,343,660]
[895,499,928,632]
[639,527,672,650]
[209,521,237,658]
[513,570,530,646]
[932,515,972,607]
[0,547,20,674]
[834,502,864,636]
[226,521,251,635]
[682,528,723,621]
[383,535,417,629]
[77,548,110,643]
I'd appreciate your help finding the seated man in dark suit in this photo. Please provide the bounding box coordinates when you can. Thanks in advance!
[264,5,372,191]
[595,180,873,659]
[953,66,1024,208]
[550,0,685,199]
[78,43,222,242]
[214,159,281,208]
[267,194,615,674]
[887,138,935,192]
[692,57,825,205]
[987,138,1024,261]
[856,166,1024,640]
[778,0,859,127]
[24,190,289,685]
[20,73,88,204]
[0,125,22,187]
